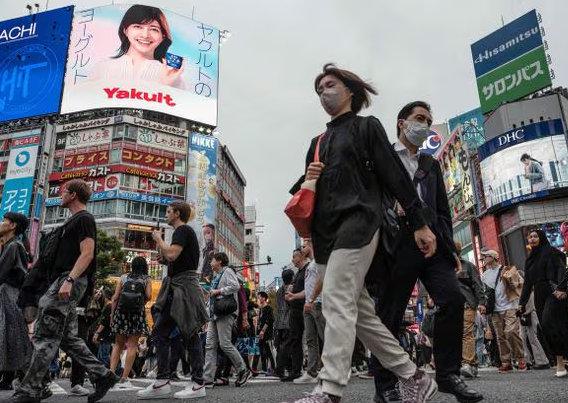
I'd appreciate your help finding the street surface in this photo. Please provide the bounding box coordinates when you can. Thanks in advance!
[1,368,567,402]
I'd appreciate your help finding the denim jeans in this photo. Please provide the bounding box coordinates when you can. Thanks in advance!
[97,342,112,368]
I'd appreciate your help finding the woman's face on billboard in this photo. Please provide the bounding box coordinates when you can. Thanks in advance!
[124,21,164,58]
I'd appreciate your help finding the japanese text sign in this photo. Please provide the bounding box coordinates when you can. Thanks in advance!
[60,5,220,125]
[0,131,41,218]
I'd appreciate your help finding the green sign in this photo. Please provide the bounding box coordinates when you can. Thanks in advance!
[477,45,551,113]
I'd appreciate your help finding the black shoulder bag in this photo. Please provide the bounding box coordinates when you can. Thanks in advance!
[485,268,502,314]
[213,268,239,317]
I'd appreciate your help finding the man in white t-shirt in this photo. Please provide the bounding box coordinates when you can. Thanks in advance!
[480,249,526,373]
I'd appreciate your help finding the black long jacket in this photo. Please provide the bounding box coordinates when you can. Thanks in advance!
[294,112,429,264]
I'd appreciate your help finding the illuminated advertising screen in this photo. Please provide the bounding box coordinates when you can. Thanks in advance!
[187,132,218,284]
[60,5,219,125]
[478,119,568,209]
[0,130,42,219]
[0,7,73,123]
[523,222,568,253]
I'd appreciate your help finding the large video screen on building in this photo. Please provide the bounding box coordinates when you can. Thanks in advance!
[478,119,568,209]
[0,7,73,123]
[60,5,219,125]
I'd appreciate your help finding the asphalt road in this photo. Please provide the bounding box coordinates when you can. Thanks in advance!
[1,367,567,403]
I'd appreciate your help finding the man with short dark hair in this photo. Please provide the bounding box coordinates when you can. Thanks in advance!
[12,179,118,403]
[371,102,483,403]
[455,241,486,379]
[282,249,308,382]
[137,202,209,400]
[275,269,294,378]
[253,291,275,374]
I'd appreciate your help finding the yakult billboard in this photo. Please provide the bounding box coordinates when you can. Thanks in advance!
[60,5,219,125]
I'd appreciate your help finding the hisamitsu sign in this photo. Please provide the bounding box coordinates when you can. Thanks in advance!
[470,9,552,114]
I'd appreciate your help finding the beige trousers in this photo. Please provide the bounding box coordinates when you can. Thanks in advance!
[492,309,524,365]
[317,230,416,397]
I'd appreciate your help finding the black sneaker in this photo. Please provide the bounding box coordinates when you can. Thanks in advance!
[40,386,52,400]
[281,373,302,382]
[88,372,119,403]
[2,391,40,403]
[235,369,251,387]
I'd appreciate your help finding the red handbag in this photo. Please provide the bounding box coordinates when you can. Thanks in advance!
[284,134,325,238]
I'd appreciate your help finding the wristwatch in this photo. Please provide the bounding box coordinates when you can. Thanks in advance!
[308,298,315,304]
[65,276,75,284]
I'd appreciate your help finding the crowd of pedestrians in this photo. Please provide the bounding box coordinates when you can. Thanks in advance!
[0,63,567,403]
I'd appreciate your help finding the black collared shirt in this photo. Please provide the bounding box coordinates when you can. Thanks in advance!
[303,112,429,264]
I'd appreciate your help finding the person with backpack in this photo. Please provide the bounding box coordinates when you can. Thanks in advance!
[371,102,483,403]
[109,256,151,388]
[0,213,32,391]
[9,179,118,403]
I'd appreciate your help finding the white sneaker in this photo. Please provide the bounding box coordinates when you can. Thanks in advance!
[146,370,157,379]
[114,379,135,389]
[69,384,89,396]
[293,372,318,384]
[137,381,172,399]
[174,382,206,399]
[555,370,568,378]
[47,382,67,395]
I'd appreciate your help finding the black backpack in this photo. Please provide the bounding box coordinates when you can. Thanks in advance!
[39,210,89,274]
[117,274,147,313]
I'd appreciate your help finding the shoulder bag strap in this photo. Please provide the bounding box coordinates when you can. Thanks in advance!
[313,133,325,163]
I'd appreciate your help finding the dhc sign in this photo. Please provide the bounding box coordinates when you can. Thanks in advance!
[478,119,564,161]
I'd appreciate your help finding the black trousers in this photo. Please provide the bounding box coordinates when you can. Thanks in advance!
[287,309,304,375]
[70,315,97,387]
[373,236,464,393]
[152,299,204,384]
[252,338,275,372]
[274,329,290,376]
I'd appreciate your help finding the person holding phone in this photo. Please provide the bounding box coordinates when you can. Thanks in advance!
[90,5,186,89]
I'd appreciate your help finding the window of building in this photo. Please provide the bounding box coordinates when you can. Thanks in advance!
[52,157,63,172]
[124,229,156,250]
[174,158,186,174]
[110,148,121,163]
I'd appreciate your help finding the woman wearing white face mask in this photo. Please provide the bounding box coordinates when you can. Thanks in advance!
[287,65,438,403]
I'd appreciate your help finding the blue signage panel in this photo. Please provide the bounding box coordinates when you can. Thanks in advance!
[0,7,74,122]
[45,190,178,207]
[448,108,486,152]
[470,9,542,78]
[478,119,564,160]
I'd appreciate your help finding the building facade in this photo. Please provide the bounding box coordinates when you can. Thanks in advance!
[39,109,246,280]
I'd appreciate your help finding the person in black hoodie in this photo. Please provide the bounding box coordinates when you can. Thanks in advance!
[371,102,482,403]
[520,229,568,378]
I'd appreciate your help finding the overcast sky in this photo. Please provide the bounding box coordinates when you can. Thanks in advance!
[4,0,567,284]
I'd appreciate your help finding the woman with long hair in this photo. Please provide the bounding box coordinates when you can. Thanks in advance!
[520,153,547,192]
[109,256,151,388]
[90,5,185,89]
[0,212,32,390]
[520,229,568,377]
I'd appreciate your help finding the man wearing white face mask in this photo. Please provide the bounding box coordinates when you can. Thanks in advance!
[369,102,483,403]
